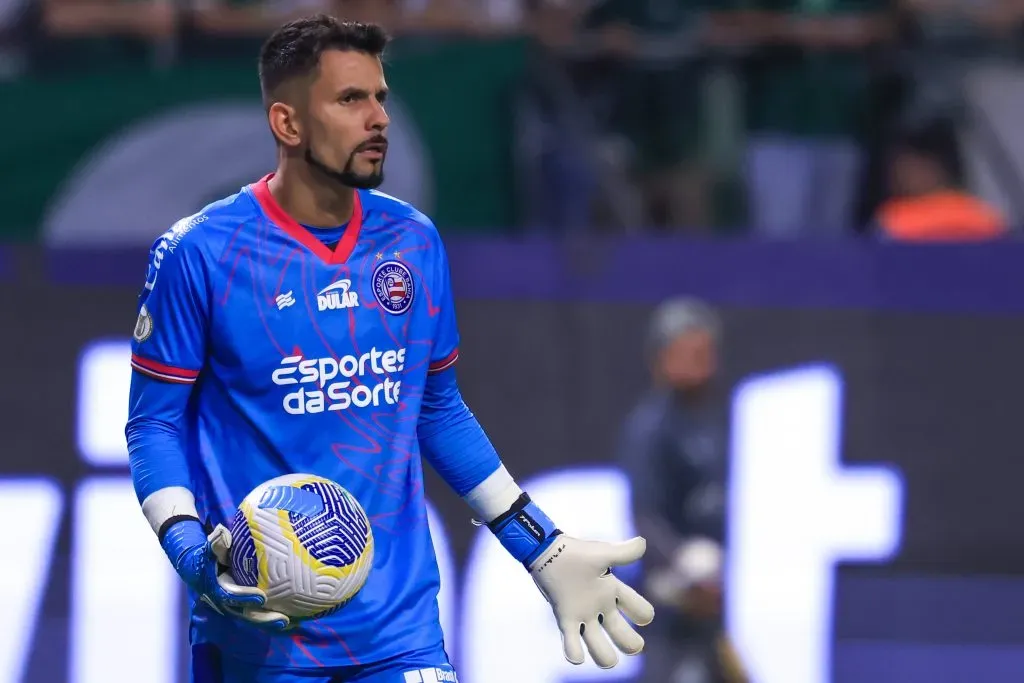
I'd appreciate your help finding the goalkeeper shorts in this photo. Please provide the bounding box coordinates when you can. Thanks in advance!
[191,641,458,683]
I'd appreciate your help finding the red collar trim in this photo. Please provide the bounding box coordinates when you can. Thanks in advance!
[250,173,363,265]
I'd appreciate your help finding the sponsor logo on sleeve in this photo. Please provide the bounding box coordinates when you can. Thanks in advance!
[132,305,153,342]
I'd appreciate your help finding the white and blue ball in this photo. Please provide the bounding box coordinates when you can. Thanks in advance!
[229,473,374,620]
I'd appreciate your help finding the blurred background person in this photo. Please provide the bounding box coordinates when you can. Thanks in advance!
[186,0,336,40]
[618,298,746,683]
[511,0,752,234]
[582,0,713,230]
[742,0,894,238]
[511,0,603,234]
[39,0,178,69]
[872,117,1008,240]
[0,0,34,79]
[894,0,1024,228]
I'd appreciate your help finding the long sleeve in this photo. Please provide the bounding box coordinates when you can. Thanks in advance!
[125,225,210,557]
[417,224,503,504]
[417,225,551,560]
[417,368,501,498]
[126,373,193,503]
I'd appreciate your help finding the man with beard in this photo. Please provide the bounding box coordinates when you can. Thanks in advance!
[619,298,747,683]
[125,15,655,683]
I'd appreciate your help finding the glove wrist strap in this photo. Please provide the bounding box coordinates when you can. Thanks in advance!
[159,517,206,575]
[488,492,560,568]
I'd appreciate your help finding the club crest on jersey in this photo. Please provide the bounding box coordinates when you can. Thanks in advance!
[372,261,414,315]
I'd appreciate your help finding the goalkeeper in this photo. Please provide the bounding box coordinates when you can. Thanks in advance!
[124,14,654,683]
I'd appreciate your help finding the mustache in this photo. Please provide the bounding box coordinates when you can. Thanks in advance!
[354,136,388,153]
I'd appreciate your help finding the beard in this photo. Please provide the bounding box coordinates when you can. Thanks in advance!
[304,136,386,190]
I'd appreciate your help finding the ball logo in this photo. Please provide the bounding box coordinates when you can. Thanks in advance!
[372,261,414,315]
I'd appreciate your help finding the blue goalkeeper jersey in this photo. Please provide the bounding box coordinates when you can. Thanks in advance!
[129,174,459,667]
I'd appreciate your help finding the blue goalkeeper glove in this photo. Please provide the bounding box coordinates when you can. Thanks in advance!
[489,494,656,669]
[162,520,290,630]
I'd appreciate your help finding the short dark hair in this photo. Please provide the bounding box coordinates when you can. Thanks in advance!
[258,15,389,102]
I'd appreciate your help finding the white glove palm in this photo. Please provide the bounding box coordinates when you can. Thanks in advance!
[530,535,655,669]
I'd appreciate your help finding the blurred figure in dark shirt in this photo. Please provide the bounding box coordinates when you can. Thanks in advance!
[618,298,746,683]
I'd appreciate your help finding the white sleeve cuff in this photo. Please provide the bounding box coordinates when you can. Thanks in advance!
[140,486,200,536]
[462,465,523,523]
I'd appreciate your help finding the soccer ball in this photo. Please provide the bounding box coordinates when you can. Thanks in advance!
[228,473,374,620]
